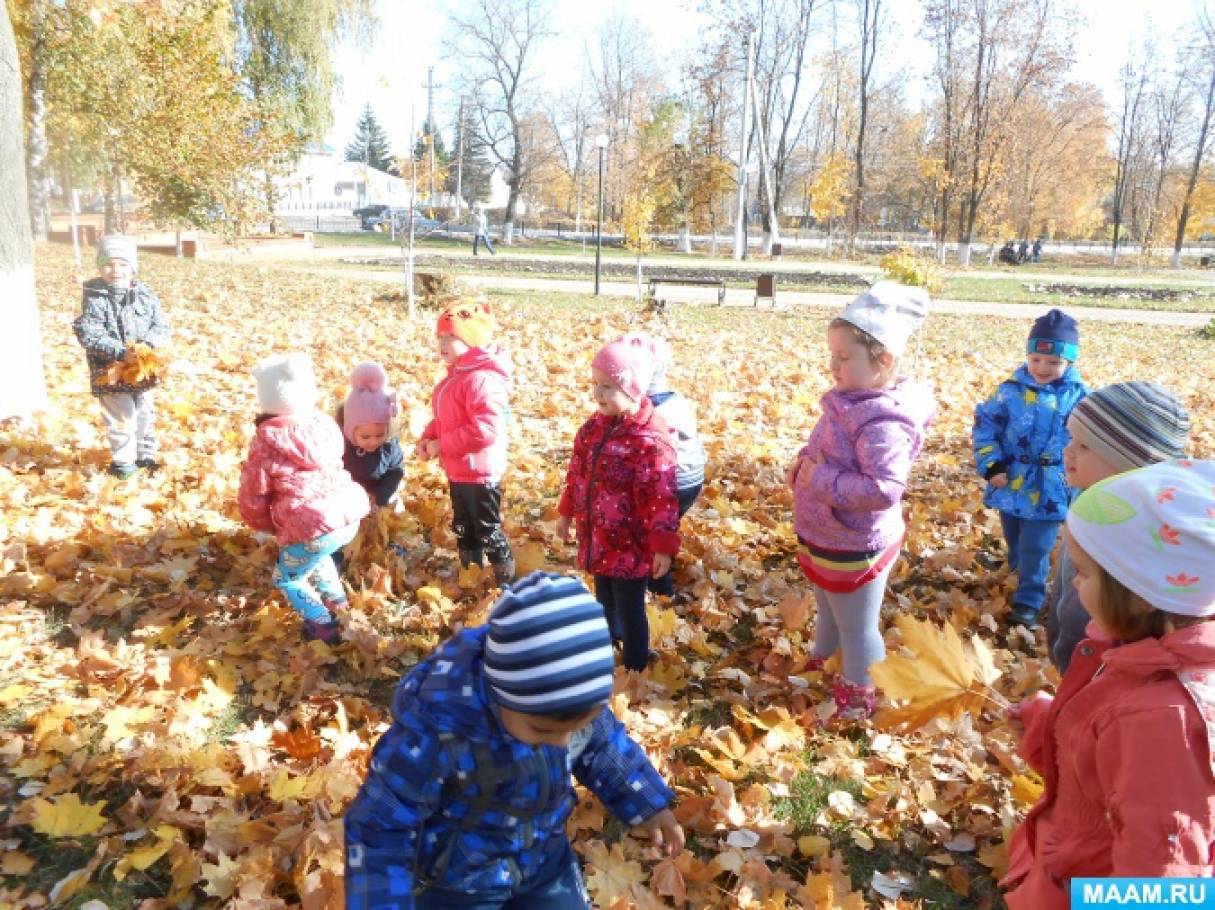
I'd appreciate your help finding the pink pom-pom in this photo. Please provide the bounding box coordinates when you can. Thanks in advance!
[350,361,388,393]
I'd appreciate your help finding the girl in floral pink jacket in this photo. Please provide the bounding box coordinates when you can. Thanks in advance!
[557,335,680,673]
[238,354,369,644]
[787,283,934,719]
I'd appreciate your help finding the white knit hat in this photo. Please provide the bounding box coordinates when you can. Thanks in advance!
[1067,460,1215,617]
[252,353,319,416]
[838,281,929,356]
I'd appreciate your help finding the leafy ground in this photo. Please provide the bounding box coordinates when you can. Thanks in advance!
[2,245,1214,909]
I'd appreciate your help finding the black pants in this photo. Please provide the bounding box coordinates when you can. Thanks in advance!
[595,575,650,671]
[648,483,702,597]
[450,482,511,566]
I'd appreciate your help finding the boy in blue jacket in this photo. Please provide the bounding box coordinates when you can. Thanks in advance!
[344,571,684,910]
[973,309,1088,629]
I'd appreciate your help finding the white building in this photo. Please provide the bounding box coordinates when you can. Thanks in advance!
[274,150,412,214]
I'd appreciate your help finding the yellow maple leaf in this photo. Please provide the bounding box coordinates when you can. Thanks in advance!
[201,852,240,899]
[514,540,548,576]
[584,841,646,907]
[1010,772,1044,807]
[0,852,36,875]
[113,825,181,880]
[29,792,108,837]
[870,615,1005,731]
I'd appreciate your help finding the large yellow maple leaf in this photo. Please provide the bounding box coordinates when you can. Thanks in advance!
[870,615,1005,731]
[584,840,646,907]
[29,792,108,837]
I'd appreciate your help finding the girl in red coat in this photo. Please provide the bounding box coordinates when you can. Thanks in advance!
[1003,460,1215,909]
[238,354,369,644]
[556,335,681,672]
[417,301,515,584]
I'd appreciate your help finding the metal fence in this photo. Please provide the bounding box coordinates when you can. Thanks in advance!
[277,213,1215,261]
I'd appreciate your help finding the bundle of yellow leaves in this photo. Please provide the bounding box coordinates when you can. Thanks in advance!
[870,614,1006,730]
[99,342,171,385]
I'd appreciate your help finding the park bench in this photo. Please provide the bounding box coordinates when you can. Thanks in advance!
[647,275,727,306]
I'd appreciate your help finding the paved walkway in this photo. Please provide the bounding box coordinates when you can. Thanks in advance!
[214,241,1215,287]
[277,264,1213,328]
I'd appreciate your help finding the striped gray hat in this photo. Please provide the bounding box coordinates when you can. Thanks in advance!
[484,571,615,716]
[1068,382,1190,473]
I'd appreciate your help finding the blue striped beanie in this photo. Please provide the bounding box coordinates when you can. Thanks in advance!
[484,571,615,716]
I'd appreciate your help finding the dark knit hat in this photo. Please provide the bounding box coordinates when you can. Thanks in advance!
[1027,308,1079,361]
[483,572,615,716]
[1068,382,1191,473]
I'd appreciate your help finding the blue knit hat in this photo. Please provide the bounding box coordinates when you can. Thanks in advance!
[484,572,615,716]
[1027,308,1079,361]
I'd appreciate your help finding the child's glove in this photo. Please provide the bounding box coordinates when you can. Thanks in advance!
[416,438,441,460]
[634,808,685,857]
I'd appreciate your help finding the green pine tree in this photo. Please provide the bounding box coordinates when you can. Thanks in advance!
[446,106,493,206]
[344,103,394,172]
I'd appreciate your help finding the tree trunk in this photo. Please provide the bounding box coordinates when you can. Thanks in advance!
[1172,65,1215,268]
[1,6,49,417]
[24,0,50,241]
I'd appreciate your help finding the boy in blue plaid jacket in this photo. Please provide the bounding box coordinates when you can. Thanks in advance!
[344,571,683,910]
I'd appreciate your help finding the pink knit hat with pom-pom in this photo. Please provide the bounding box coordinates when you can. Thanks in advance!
[342,362,398,443]
[591,335,654,400]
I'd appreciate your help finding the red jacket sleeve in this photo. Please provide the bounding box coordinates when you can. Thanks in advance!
[640,436,680,556]
[438,372,506,458]
[237,439,276,533]
[1096,704,1215,877]
[1015,691,1055,774]
[558,421,591,518]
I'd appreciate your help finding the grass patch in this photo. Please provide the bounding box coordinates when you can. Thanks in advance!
[774,765,864,832]
[205,692,257,744]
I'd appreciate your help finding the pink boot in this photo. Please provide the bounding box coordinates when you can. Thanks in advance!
[832,678,877,721]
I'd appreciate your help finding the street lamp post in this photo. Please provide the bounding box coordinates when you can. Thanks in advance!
[594,133,609,296]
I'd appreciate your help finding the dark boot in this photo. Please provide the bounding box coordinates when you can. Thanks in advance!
[458,548,484,568]
[302,618,341,645]
[491,557,516,586]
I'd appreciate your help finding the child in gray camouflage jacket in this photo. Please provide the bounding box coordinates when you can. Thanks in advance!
[73,235,170,479]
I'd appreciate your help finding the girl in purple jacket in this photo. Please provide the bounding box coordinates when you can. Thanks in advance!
[786,283,934,720]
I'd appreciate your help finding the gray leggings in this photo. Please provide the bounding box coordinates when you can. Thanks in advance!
[810,560,895,687]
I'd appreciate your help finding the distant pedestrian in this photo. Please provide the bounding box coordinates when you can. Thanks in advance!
[1017,238,1029,263]
[1032,237,1043,263]
[473,207,495,256]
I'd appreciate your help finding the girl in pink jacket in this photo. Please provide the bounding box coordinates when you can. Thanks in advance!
[417,302,515,585]
[1003,460,1215,909]
[556,335,681,673]
[238,354,369,644]
[786,283,933,720]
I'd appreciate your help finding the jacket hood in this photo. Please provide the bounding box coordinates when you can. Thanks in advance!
[823,377,935,436]
[392,627,497,741]
[1103,622,1215,676]
[256,410,339,470]
[452,344,512,383]
[1012,363,1083,390]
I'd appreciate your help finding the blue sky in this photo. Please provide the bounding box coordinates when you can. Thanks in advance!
[324,0,1197,157]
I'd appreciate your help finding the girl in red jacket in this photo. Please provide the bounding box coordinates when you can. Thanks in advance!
[556,335,681,672]
[417,301,515,584]
[1003,460,1215,909]
[238,354,370,644]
